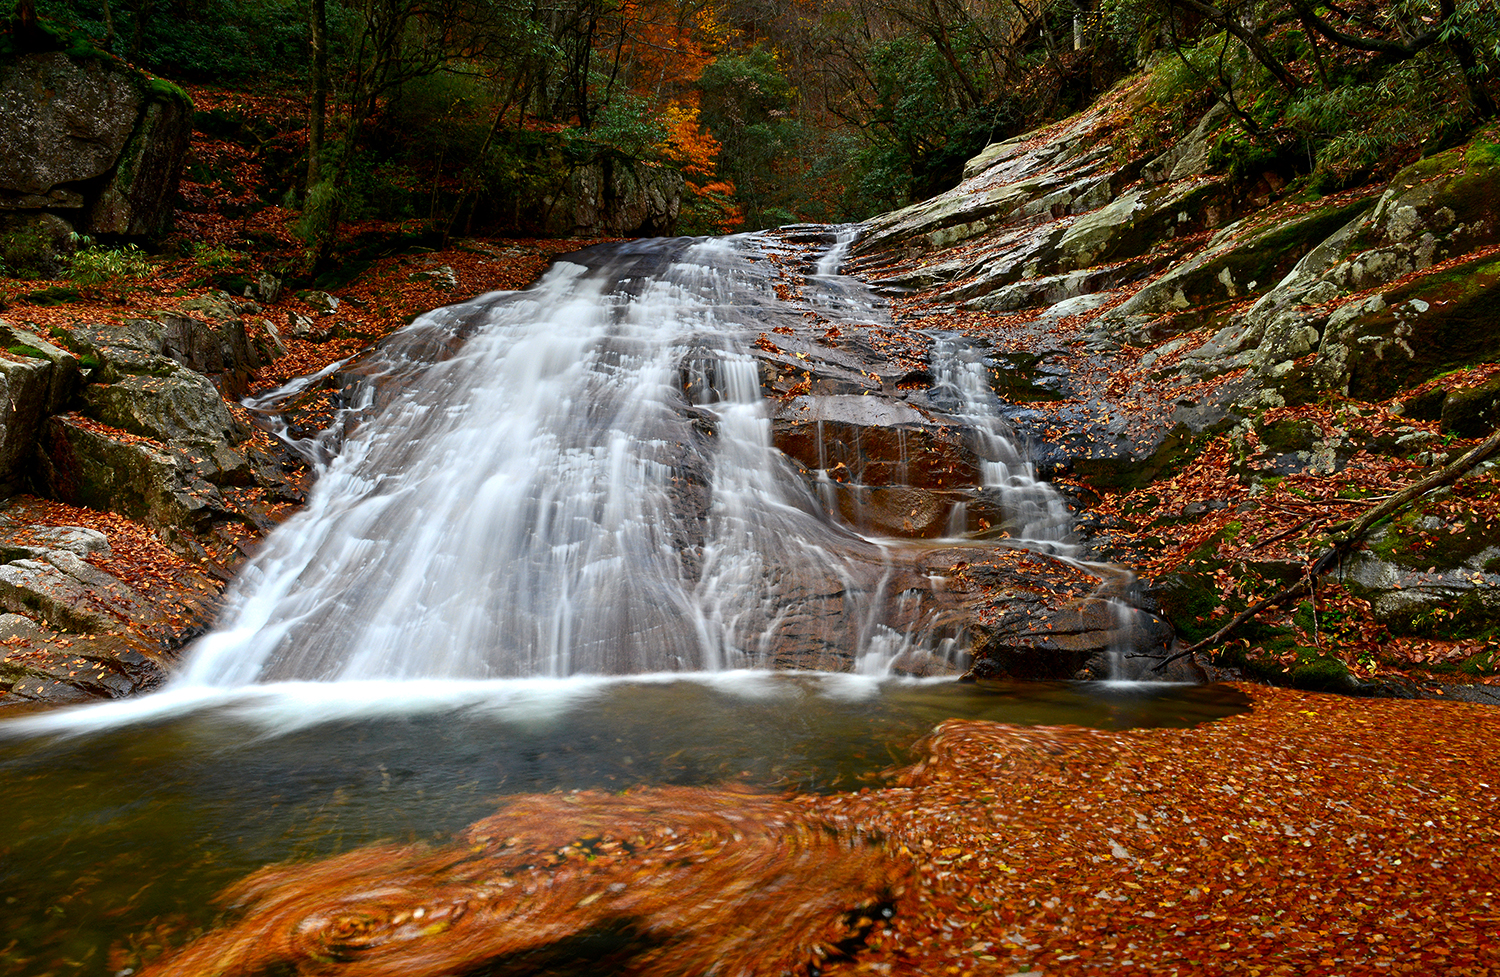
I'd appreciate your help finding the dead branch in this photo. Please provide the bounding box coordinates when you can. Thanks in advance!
[1154,427,1500,672]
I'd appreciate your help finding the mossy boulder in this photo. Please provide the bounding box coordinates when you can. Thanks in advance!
[1108,195,1372,328]
[0,48,193,247]
[37,413,227,540]
[1318,255,1500,400]
[81,366,247,447]
[0,324,79,493]
[1340,508,1500,639]
[1441,376,1500,438]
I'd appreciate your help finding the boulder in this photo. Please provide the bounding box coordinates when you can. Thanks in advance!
[69,312,266,405]
[0,324,81,491]
[0,51,139,195]
[37,413,228,537]
[82,366,246,446]
[88,88,194,236]
[0,551,147,633]
[1442,377,1500,438]
[0,49,192,249]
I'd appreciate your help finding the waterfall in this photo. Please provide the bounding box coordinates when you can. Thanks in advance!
[927,336,1077,552]
[178,236,937,687]
[814,225,859,277]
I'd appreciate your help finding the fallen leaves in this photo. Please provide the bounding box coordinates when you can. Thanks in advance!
[806,684,1500,976]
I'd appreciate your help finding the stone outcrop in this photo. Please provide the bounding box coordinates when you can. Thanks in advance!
[0,47,192,268]
[842,78,1500,685]
[0,324,80,492]
[570,156,684,236]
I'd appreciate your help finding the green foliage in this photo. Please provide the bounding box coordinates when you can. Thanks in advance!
[1458,646,1499,677]
[1288,652,1352,692]
[1208,131,1282,184]
[571,89,669,161]
[840,35,1020,215]
[297,179,346,258]
[189,242,246,275]
[1285,58,1452,192]
[69,241,153,285]
[698,46,804,228]
[0,223,61,279]
[36,0,308,81]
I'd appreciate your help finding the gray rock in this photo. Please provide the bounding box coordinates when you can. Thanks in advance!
[20,525,111,558]
[413,265,459,290]
[0,346,54,490]
[571,159,684,236]
[37,413,228,539]
[0,558,119,632]
[88,89,193,236]
[1142,101,1232,185]
[286,310,335,342]
[82,363,247,446]
[248,272,283,304]
[0,52,138,194]
[0,611,46,642]
[297,290,341,315]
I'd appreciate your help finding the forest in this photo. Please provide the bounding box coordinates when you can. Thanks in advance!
[16,0,1500,260]
[4,0,1500,973]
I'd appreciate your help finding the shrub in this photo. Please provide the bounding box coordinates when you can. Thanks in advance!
[69,241,152,286]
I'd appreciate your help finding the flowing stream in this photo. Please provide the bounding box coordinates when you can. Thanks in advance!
[186,235,942,683]
[0,230,1246,975]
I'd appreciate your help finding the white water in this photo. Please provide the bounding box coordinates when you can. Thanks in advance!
[928,336,1078,552]
[179,236,941,687]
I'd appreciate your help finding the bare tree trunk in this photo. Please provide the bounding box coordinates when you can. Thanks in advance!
[308,0,329,188]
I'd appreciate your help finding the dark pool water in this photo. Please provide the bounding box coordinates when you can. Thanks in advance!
[0,674,1247,975]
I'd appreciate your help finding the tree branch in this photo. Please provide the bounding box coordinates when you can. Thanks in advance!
[1155,427,1500,672]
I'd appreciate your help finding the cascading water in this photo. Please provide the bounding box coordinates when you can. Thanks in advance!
[0,229,1245,977]
[927,336,1078,551]
[179,235,939,686]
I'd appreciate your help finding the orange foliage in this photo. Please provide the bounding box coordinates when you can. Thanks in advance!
[661,102,720,178]
[615,0,718,93]
[138,787,906,977]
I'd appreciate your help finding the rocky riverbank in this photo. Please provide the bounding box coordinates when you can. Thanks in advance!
[4,72,1500,704]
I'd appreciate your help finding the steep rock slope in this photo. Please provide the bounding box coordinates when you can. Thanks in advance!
[848,77,1500,691]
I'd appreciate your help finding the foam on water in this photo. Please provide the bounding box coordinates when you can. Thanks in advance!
[174,236,950,688]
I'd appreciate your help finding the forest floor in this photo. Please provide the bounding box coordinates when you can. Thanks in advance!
[810,681,1500,976]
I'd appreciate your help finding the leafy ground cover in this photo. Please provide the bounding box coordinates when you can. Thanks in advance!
[811,682,1500,976]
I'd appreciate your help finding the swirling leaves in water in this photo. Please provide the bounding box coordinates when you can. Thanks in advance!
[138,786,910,977]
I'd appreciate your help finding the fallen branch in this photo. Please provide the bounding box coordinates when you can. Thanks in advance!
[1154,428,1500,671]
